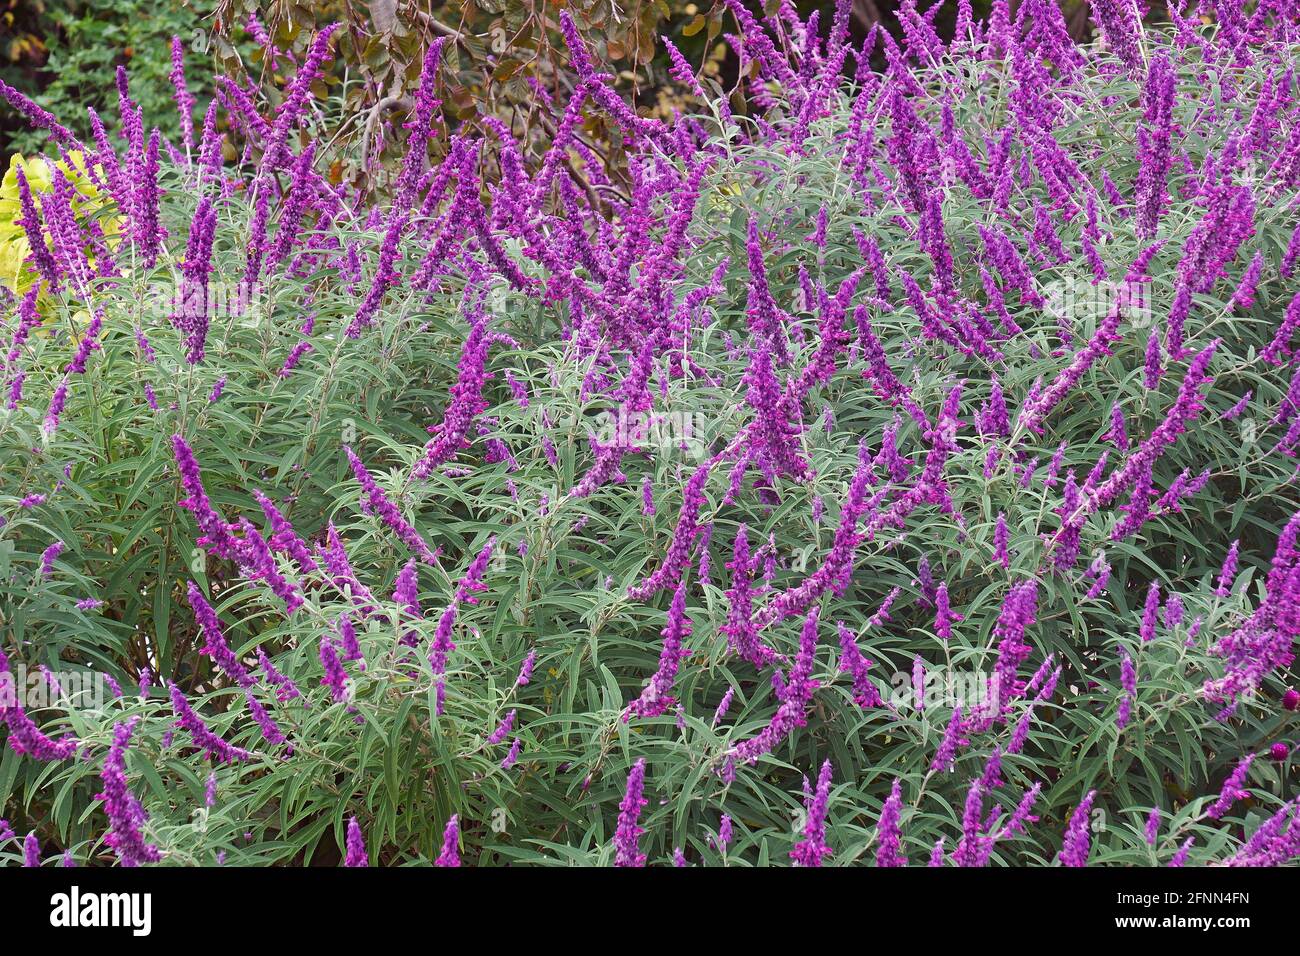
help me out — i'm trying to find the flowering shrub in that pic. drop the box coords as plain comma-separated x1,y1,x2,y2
1,0,1300,867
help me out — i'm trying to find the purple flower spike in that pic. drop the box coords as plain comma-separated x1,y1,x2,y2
346,445,439,564
168,683,252,764
625,582,692,720
791,760,834,867
436,814,461,866
875,779,907,868
614,759,648,867
1059,791,1098,867
1207,754,1255,820
344,816,367,867
97,717,162,867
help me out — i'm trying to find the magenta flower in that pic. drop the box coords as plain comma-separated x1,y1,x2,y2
428,603,457,679
172,435,240,559
716,813,733,856
629,458,717,601
934,582,963,639
168,683,251,764
39,540,63,578
1232,252,1264,310
951,778,995,867
1262,293,1300,365
13,166,59,288
1143,330,1162,390
1059,790,1097,867
991,581,1040,708
875,778,907,867
455,539,494,604
319,640,350,705
258,648,302,703
1140,582,1160,643
614,759,648,867
515,649,537,688
487,709,517,746
252,490,319,575
344,816,367,867
1134,53,1176,236
994,513,1010,569
790,760,834,867
722,525,774,666
1169,837,1194,867
1215,540,1240,596
931,705,966,773
727,607,822,770
741,217,791,361
436,814,461,866
346,445,438,564
1144,808,1160,846
1117,649,1137,730
757,446,880,626
245,692,287,749
1207,754,1255,819
0,77,75,144
0,647,79,761
626,582,693,720
316,524,376,610
412,316,495,479
346,212,410,338
187,582,255,687
97,717,162,867
837,620,882,709
501,737,523,770
1018,307,1123,434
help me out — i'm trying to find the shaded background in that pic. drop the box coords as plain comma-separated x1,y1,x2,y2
0,1,1170,191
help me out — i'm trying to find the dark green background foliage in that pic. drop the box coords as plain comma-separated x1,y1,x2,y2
1,0,217,154
5,3,1115,173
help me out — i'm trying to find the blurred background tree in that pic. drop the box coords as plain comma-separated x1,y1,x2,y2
1,0,218,153
2,1,1168,183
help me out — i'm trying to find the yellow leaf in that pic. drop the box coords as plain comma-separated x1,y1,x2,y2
0,234,35,295
0,152,123,293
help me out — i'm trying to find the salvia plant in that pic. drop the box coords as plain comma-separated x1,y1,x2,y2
1,0,1300,868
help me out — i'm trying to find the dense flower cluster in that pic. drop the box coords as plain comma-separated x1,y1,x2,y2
2,0,1299,869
